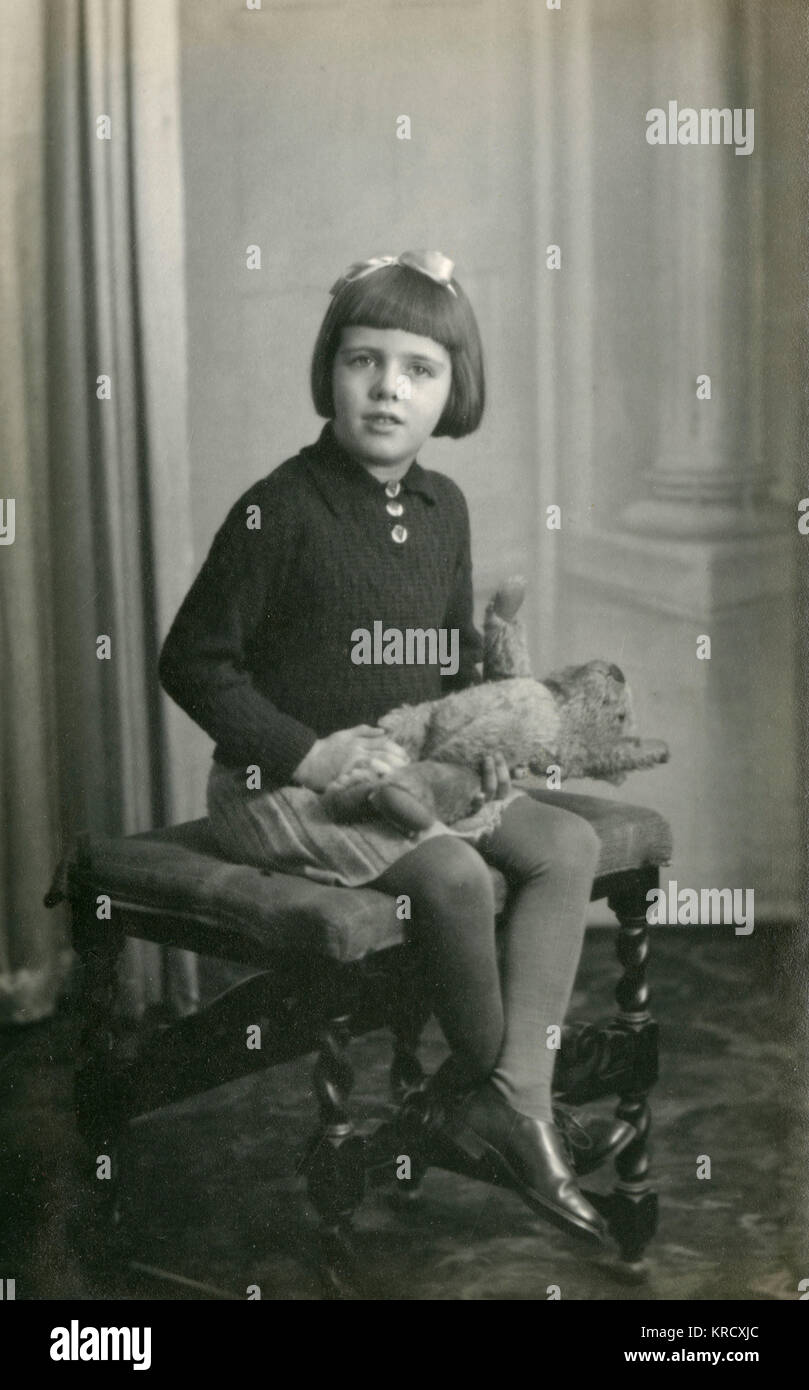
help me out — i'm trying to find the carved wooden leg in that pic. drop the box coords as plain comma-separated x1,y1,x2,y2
388,1139,429,1208
606,870,659,1275
129,968,301,1113
301,1016,366,1298
71,902,131,1267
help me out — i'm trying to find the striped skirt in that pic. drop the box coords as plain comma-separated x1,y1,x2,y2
206,760,525,888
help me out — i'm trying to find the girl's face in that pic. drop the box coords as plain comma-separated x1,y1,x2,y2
331,325,452,470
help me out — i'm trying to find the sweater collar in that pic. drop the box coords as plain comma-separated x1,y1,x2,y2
299,421,438,515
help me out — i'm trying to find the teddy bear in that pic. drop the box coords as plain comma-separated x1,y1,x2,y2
322,577,669,834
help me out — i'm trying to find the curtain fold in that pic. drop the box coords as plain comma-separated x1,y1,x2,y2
0,0,201,1023
0,0,67,1023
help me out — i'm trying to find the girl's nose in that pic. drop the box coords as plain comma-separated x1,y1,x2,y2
371,363,400,399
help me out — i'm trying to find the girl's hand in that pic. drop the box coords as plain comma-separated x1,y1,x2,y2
470,751,512,810
292,725,409,793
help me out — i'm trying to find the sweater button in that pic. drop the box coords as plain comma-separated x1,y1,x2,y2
386,500,404,516
385,480,402,498
391,524,408,543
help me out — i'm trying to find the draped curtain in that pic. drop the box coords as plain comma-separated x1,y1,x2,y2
1,0,201,1023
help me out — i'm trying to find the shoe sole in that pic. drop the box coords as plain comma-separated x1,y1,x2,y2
445,1119,607,1246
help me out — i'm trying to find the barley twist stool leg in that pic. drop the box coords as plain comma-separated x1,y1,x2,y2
302,1016,366,1298
606,870,660,1276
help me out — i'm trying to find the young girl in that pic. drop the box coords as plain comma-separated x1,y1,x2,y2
159,250,631,1245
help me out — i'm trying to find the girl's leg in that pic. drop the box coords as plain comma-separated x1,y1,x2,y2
374,808,607,1245
477,795,601,1123
371,836,503,1087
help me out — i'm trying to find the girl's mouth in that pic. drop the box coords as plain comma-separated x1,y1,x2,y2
364,413,403,429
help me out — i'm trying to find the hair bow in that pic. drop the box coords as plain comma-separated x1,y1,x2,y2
329,250,457,297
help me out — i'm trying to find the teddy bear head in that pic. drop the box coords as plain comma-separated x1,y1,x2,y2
539,659,669,785
542,659,636,746
482,579,668,784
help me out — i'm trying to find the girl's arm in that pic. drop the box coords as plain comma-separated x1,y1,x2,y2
158,486,318,785
441,492,484,693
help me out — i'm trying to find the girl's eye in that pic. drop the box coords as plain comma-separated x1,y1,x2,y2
346,355,433,376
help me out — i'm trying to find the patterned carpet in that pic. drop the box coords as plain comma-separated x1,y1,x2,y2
1,924,807,1301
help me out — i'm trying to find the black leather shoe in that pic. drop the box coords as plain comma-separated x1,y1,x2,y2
553,1104,636,1177
443,1082,607,1244
399,1057,480,1146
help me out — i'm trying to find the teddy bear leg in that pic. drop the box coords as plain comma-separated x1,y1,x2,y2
566,738,670,783
369,780,438,834
371,762,483,834
321,774,379,823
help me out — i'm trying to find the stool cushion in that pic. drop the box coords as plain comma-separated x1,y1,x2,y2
523,787,673,878
49,793,671,966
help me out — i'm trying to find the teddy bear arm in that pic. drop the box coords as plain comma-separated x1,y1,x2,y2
561,737,670,781
483,611,533,681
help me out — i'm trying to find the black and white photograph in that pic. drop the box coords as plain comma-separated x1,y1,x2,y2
1,0,807,1332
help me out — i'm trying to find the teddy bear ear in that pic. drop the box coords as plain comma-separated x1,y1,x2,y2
608,664,625,684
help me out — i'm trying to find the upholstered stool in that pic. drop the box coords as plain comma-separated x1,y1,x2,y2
46,787,672,1294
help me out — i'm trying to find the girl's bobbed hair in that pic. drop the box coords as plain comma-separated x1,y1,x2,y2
310,263,485,438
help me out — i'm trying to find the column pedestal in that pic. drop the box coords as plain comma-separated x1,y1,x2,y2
561,523,799,920
565,520,794,619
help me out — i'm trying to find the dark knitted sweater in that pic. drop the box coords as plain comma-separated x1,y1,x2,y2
158,422,483,787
